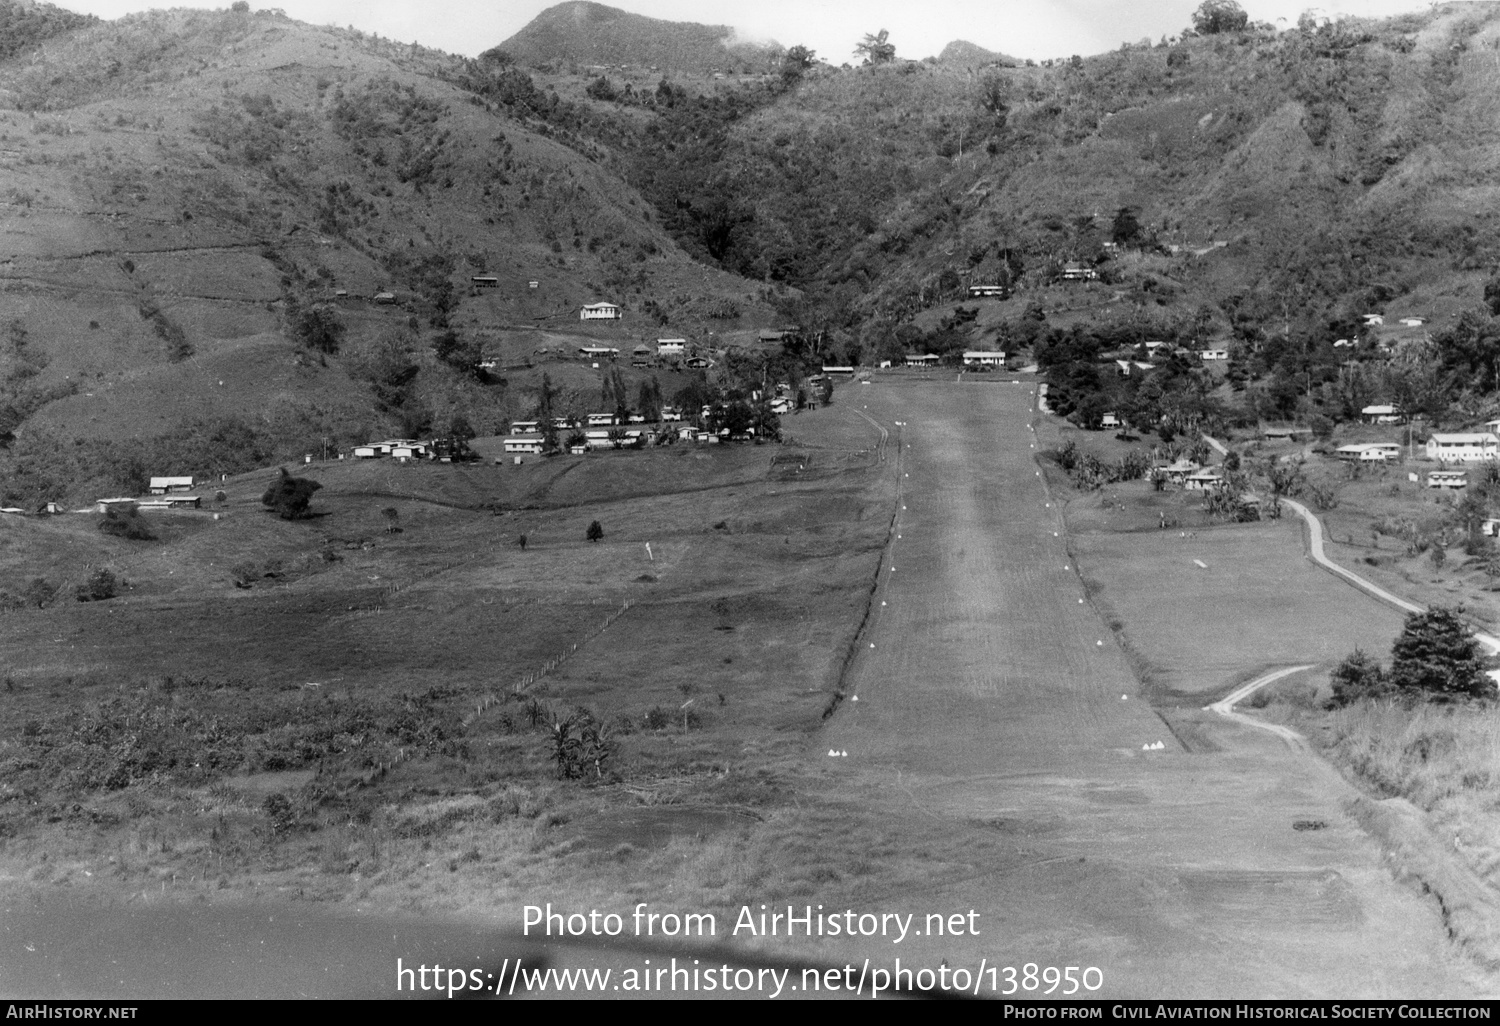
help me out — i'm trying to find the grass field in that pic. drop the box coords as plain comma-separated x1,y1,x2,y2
1070,518,1407,700
0,399,895,920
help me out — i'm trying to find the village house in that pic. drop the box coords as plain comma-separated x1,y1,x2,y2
577,345,619,361
1184,469,1225,491
510,421,539,435
1363,314,1384,326
660,406,682,422
1198,349,1229,361
962,351,1006,368
631,345,654,367
686,356,713,369
579,302,621,321
1337,443,1400,462
1362,404,1403,424
94,497,138,513
584,429,615,450
587,413,617,427
138,495,202,510
1261,426,1313,441
656,339,686,358
149,476,194,494
1155,459,1199,485
1115,360,1155,377
1400,317,1424,328
821,365,855,376
1061,263,1099,281
391,443,428,460
770,397,792,415
967,284,1007,298
1101,412,1121,428
1483,518,1500,538
1426,433,1499,462
503,435,544,455
1428,469,1468,489
904,353,940,367
471,275,498,288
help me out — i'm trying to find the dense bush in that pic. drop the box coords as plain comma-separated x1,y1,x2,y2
98,506,154,541
1329,648,1389,706
261,468,321,520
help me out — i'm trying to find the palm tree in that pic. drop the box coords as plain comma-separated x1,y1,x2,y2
855,29,896,65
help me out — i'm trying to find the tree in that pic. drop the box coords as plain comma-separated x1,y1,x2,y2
261,467,321,520
1329,649,1389,706
98,504,154,540
1388,607,1495,702
536,372,560,453
291,303,344,354
586,520,603,543
1190,0,1248,34
447,414,475,441
855,29,896,65
978,72,1009,125
779,45,816,88
1111,207,1143,247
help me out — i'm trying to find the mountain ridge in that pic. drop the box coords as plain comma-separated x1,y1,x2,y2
490,1,782,74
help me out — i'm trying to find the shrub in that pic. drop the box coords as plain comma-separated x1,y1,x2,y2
76,568,118,602
1329,649,1389,706
586,520,603,543
98,505,154,540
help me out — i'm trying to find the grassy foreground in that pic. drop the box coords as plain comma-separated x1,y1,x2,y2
0,403,899,923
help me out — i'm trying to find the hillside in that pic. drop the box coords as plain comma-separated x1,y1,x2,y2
488,1,781,75
594,3,1500,364
0,6,778,505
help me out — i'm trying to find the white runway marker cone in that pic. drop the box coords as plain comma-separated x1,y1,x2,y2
841,750,848,757
851,696,859,702
829,749,839,757
1097,640,1104,646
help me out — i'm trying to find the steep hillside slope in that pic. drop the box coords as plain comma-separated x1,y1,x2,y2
603,3,1500,358
489,1,780,75
0,6,775,504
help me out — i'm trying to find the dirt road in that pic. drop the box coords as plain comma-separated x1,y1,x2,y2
819,381,1484,997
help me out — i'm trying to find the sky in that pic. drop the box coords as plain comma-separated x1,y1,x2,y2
53,0,1435,62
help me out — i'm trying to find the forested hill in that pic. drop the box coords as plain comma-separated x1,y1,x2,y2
488,1,781,75
529,1,1500,368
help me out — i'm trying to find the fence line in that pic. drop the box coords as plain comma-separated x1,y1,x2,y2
462,598,635,728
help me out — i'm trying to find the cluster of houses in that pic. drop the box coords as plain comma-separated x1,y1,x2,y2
87,477,203,515
890,351,1007,369
481,339,716,371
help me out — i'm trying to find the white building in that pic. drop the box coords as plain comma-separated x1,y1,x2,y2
1362,405,1402,424
587,413,616,427
1198,349,1229,361
580,302,621,321
1426,433,1499,463
656,339,686,358
577,346,619,361
962,351,1006,367
503,435,544,454
1336,443,1399,462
